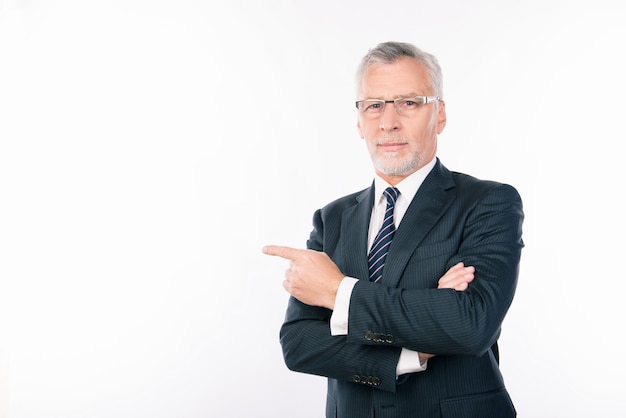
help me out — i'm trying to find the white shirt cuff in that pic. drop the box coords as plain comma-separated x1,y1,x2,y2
397,348,428,376
329,276,358,336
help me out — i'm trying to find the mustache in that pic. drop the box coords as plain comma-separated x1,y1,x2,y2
376,134,409,145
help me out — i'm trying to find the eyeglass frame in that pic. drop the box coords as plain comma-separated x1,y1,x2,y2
355,96,441,116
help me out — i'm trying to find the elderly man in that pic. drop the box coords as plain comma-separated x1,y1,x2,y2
264,41,523,418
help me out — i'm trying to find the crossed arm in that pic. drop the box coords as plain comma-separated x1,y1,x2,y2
262,246,475,364
262,245,474,308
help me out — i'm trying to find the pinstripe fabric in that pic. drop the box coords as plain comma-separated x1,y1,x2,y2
368,187,400,282
280,159,523,418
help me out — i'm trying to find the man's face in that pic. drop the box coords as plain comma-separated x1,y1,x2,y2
357,57,447,185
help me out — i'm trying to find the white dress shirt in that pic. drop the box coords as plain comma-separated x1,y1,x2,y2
330,157,437,376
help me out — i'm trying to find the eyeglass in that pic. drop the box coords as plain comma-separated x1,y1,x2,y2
355,96,440,118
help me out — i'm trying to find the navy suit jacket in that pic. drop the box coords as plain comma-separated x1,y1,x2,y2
280,159,524,418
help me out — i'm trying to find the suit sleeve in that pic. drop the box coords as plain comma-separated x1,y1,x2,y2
279,208,403,393
347,183,524,355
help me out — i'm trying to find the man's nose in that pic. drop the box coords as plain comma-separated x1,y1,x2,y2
380,103,401,131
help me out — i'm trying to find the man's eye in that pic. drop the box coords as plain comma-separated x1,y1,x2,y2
400,100,421,108
365,102,382,111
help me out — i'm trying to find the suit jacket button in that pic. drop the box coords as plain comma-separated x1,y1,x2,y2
364,331,374,341
352,375,361,383
385,334,394,344
373,377,381,386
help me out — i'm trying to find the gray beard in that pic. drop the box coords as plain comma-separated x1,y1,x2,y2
371,151,421,177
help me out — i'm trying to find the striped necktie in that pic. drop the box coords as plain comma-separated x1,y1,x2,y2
368,187,400,283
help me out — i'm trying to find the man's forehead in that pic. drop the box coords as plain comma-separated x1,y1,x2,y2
358,59,431,97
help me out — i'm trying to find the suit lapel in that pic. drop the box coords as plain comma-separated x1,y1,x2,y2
382,161,456,288
339,185,374,281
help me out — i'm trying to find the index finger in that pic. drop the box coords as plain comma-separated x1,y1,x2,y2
262,245,301,260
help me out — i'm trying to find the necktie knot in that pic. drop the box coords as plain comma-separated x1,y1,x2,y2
383,187,400,207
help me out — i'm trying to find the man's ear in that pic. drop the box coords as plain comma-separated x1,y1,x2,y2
357,119,364,139
436,100,447,134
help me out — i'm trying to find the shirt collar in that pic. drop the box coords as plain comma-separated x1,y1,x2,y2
373,157,437,205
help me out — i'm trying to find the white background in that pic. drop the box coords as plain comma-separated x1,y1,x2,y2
1,1,625,417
